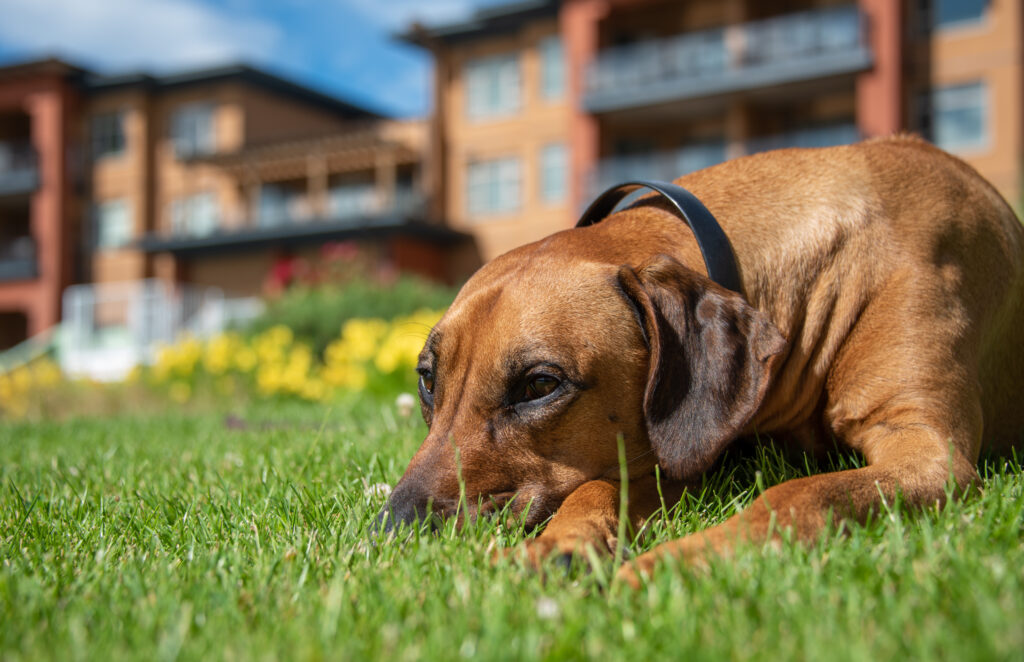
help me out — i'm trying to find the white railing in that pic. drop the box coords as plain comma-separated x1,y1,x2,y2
59,279,264,381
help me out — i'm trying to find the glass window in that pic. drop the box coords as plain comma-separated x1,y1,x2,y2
467,157,521,217
677,139,727,175
95,199,132,249
329,184,377,218
170,103,216,158
540,36,565,101
259,185,312,227
930,81,988,152
540,143,568,204
171,192,218,237
934,0,988,28
465,54,521,120
91,111,126,160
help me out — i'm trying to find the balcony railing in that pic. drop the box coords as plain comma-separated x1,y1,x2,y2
588,124,859,198
0,141,39,196
585,6,871,113
165,187,427,242
0,236,37,282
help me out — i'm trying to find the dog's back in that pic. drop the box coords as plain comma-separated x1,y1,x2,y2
667,136,1024,450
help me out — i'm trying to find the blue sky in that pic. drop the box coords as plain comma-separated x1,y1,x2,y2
0,0,506,118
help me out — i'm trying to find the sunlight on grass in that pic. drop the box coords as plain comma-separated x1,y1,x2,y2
1,403,1022,661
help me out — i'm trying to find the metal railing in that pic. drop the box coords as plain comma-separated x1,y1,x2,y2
174,188,427,238
588,124,860,199
0,236,37,281
585,6,870,112
0,140,39,196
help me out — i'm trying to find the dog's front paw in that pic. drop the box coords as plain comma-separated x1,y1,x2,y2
615,555,655,589
494,535,612,571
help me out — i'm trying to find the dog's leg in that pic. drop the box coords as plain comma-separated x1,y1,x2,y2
617,390,984,587
511,475,685,567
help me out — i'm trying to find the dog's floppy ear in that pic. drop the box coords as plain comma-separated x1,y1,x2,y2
617,255,785,482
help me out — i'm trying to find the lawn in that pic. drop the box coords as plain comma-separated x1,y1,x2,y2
2,398,1022,661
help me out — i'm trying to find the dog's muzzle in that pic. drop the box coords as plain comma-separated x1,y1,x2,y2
373,479,438,535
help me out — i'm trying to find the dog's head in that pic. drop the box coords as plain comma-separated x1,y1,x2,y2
378,236,785,531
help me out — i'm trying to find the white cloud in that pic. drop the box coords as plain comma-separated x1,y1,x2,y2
0,0,281,72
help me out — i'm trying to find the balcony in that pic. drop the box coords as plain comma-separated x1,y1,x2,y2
139,188,446,255
0,237,37,282
584,6,872,114
0,141,39,197
589,123,859,198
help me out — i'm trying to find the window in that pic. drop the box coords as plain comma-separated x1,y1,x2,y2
539,143,568,204
927,81,988,152
171,193,218,237
540,36,565,101
95,199,132,249
933,0,988,28
170,103,215,158
329,184,377,218
91,111,126,159
465,54,521,120
467,157,521,217
677,139,727,175
260,185,311,227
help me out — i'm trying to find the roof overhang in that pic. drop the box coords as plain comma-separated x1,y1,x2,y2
398,0,559,48
138,217,470,258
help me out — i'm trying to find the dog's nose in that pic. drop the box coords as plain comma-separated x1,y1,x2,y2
374,479,437,535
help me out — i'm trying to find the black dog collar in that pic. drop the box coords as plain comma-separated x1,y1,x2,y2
576,180,743,294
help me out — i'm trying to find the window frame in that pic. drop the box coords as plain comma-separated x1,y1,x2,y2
539,35,566,102
931,0,989,30
465,53,522,121
466,156,522,219
171,192,219,237
925,80,990,154
91,110,127,161
170,102,217,159
94,198,132,250
539,143,568,204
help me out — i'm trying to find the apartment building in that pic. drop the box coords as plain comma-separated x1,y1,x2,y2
405,1,571,260
405,0,1023,261
0,59,83,350
0,58,472,350
85,64,470,294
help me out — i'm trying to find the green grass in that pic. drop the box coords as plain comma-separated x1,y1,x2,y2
2,400,1023,661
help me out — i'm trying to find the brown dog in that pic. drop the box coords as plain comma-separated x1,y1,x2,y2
379,136,1024,585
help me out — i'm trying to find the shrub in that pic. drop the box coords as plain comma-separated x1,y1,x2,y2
246,275,458,357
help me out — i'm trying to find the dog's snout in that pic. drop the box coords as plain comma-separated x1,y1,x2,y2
374,479,437,535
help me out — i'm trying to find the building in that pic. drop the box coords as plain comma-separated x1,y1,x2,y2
84,63,472,295
0,59,84,350
0,58,473,351
404,0,1023,262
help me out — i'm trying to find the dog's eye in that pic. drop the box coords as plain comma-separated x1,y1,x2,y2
418,370,435,395
523,374,559,401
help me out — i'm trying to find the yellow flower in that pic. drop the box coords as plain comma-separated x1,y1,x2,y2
234,347,257,372
30,359,62,388
374,316,436,375
337,318,389,363
299,378,329,402
320,362,367,390
203,333,241,375
11,366,32,391
256,363,284,396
